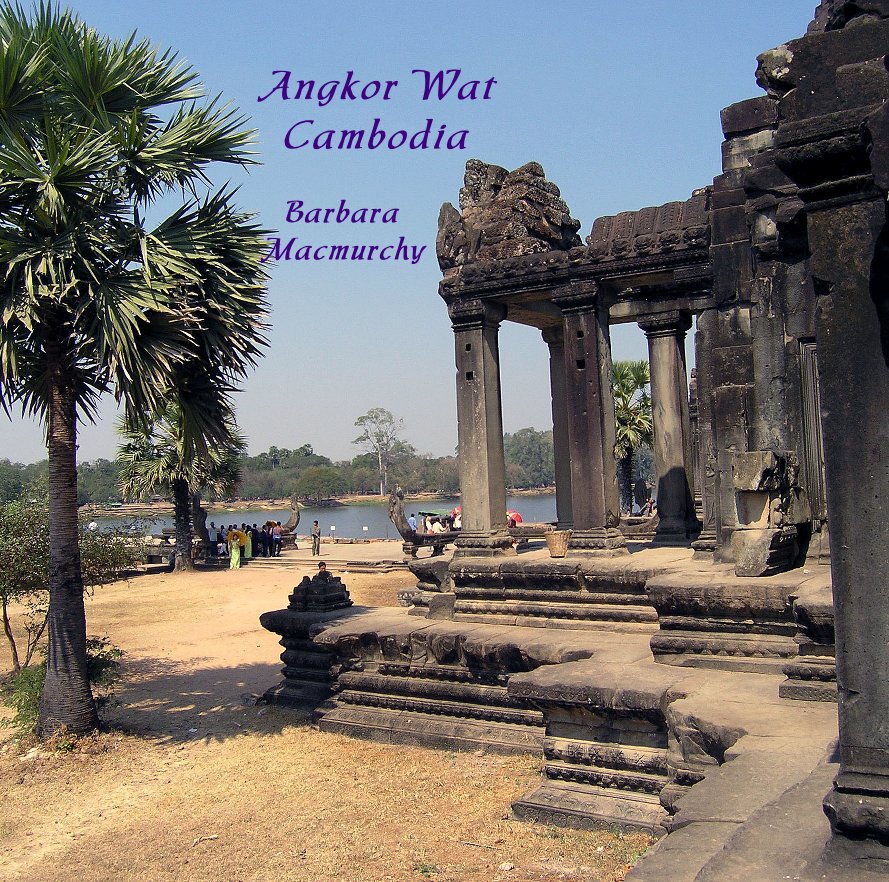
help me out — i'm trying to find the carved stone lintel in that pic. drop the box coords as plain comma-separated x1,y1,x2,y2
638,310,694,338
448,298,507,331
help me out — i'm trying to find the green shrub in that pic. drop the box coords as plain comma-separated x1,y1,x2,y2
1,664,45,735
1,636,125,739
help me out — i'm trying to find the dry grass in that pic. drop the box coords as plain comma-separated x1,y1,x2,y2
0,556,652,882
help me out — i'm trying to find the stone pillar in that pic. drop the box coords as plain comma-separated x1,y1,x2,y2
807,198,889,840
762,13,889,840
639,311,698,545
449,299,513,557
542,326,573,528
553,283,626,555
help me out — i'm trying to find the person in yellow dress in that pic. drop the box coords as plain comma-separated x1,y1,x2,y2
227,526,247,569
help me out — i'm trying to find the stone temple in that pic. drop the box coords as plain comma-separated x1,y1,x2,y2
263,3,889,877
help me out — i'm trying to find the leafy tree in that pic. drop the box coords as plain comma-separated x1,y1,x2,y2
117,403,245,570
0,482,141,673
504,428,554,487
0,6,269,736
293,466,347,504
353,408,406,496
0,458,45,502
77,458,121,505
612,360,653,514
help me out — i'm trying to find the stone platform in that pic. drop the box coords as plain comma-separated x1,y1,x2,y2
261,546,844,866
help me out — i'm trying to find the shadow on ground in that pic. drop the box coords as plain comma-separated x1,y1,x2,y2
103,655,306,744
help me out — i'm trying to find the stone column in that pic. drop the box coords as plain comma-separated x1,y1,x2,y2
542,326,573,528
449,299,513,558
639,311,698,545
553,283,626,555
807,197,889,840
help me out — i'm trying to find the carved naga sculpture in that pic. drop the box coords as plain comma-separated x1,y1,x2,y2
436,159,582,275
282,496,301,534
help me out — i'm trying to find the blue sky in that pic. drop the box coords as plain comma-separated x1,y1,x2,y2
1,1,817,464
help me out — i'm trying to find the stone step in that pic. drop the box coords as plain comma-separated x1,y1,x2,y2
544,736,669,776
335,688,545,727
454,599,659,624
657,616,797,637
317,704,545,754
455,587,651,606
512,779,669,834
454,611,659,633
651,630,797,673
545,759,669,796
780,656,838,702
336,669,524,709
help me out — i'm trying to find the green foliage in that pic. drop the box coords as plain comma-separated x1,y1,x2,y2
0,481,142,671
612,360,654,512
0,3,270,440
612,360,653,458
1,664,44,736
117,402,245,502
504,428,554,487
85,636,124,688
1,636,124,738
0,459,47,502
77,459,122,505
293,466,348,503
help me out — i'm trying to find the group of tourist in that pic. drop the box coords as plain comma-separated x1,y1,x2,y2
208,521,285,568
408,511,461,534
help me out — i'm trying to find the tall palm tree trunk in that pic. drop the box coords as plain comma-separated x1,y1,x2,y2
38,356,98,737
618,449,635,515
172,478,195,571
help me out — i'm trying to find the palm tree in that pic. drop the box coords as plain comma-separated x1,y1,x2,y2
117,403,245,571
0,6,269,735
612,360,653,515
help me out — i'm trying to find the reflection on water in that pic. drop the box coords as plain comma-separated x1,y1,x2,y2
96,494,557,539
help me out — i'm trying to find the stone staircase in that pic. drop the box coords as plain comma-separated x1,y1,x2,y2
449,556,664,632
509,661,716,834
647,567,810,673
312,613,610,753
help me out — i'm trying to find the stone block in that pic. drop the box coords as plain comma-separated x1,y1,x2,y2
721,129,776,172
710,242,754,306
711,346,754,385
731,527,797,577
731,450,780,491
735,491,770,527
720,96,778,137
709,205,749,245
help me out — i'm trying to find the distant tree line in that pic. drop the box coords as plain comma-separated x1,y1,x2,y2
0,426,563,505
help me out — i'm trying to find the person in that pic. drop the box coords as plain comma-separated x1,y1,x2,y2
311,520,321,556
272,521,283,556
259,524,270,557
250,524,261,557
317,560,329,579
408,512,417,531
227,525,246,569
430,517,445,534
242,522,252,560
453,511,462,529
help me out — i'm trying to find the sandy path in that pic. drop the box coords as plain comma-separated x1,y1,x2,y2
0,555,650,882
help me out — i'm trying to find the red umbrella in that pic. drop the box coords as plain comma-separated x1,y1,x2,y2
507,510,523,523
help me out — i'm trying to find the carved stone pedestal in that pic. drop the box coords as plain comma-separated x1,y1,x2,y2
260,571,355,707
567,527,628,557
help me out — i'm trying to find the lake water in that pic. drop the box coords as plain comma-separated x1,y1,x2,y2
97,494,557,539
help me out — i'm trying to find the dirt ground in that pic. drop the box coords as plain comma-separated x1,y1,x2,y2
0,552,652,882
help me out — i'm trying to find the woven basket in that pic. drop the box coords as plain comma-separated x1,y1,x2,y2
545,529,572,558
